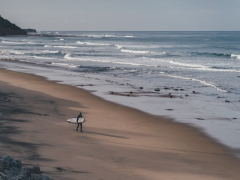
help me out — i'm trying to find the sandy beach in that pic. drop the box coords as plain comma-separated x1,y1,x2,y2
0,68,240,180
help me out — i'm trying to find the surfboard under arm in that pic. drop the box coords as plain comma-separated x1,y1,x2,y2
67,117,85,124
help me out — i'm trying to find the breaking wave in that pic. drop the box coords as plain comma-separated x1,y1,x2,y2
190,52,231,58
48,62,77,68
76,41,111,46
115,45,154,54
120,49,152,54
9,50,25,55
113,61,155,67
44,45,52,47
84,34,134,38
54,45,77,49
43,50,60,54
169,61,207,68
2,41,23,45
169,60,240,73
231,54,240,60
64,53,111,63
164,74,227,92
33,56,54,60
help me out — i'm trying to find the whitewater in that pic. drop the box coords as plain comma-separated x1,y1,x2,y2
0,31,240,156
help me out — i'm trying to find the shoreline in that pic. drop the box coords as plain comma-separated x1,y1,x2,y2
0,68,240,179
1,58,240,150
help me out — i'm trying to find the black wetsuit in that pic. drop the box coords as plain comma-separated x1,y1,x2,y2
76,114,83,132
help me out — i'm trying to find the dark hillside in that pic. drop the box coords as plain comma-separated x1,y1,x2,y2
0,15,27,35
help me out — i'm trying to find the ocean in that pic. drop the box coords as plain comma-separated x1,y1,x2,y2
0,31,240,153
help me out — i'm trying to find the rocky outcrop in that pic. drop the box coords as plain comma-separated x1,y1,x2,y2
0,156,52,180
23,29,37,33
0,15,27,36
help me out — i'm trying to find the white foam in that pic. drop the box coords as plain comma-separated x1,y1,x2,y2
86,35,104,38
44,45,52,47
19,60,31,62
43,50,59,54
54,45,77,49
103,35,116,38
121,49,152,54
27,42,38,44
115,45,123,49
64,53,76,60
164,74,227,92
171,66,240,73
105,34,134,38
169,61,240,73
158,51,167,55
113,61,155,67
2,41,23,45
169,60,207,68
76,41,111,46
231,54,240,60
84,34,134,38
33,56,54,60
60,39,64,41
49,62,77,68
124,35,134,38
10,51,25,55
64,53,111,63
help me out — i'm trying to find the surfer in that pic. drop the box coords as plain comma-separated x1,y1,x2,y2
76,112,83,132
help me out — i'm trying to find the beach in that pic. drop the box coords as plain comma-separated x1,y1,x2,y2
1,31,240,150
0,68,240,180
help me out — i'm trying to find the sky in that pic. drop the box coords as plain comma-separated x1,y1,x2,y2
0,0,240,31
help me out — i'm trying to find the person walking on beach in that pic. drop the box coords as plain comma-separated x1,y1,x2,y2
76,112,83,132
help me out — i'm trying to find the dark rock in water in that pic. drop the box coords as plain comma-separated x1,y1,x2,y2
0,156,52,180
23,28,37,33
185,94,189,97
56,167,64,172
174,89,179,91
192,91,196,94
225,100,230,103
130,91,133,94
196,118,204,120
109,91,115,94
139,87,143,89
154,88,160,91
180,89,184,91
0,15,27,35
233,118,237,120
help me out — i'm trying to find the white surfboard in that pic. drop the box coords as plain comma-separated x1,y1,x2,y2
67,117,85,124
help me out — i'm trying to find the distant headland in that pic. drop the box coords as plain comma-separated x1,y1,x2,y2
23,28,37,33
0,15,27,35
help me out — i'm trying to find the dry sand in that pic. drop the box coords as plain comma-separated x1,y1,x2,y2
0,68,240,180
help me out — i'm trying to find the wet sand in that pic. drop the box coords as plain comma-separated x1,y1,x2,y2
0,68,240,180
